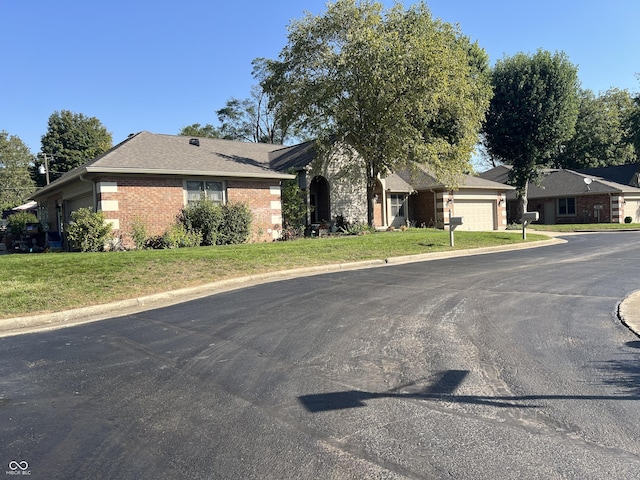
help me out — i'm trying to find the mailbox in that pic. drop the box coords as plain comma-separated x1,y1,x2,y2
521,211,539,240
447,215,464,247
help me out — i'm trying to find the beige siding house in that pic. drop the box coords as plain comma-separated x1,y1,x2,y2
271,141,514,231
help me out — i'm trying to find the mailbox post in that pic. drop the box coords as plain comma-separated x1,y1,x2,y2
448,211,464,247
521,211,539,240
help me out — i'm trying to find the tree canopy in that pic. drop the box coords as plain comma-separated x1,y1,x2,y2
180,72,294,145
179,123,223,139
553,88,636,169
40,110,112,182
260,0,492,224
482,49,580,215
630,89,640,158
0,131,36,211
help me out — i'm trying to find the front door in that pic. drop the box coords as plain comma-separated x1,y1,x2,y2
389,194,406,227
544,201,556,224
309,176,330,224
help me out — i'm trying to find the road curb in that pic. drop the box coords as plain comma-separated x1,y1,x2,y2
0,259,385,338
618,290,640,338
0,235,573,338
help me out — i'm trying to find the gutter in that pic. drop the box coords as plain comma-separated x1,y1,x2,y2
79,172,97,211
85,167,295,180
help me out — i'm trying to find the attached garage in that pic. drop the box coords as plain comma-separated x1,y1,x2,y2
624,197,640,223
453,197,497,231
381,169,513,231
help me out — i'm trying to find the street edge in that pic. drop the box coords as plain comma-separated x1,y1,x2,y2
1,236,566,337
618,290,640,338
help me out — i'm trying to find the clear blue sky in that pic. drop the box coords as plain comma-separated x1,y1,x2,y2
1,0,638,154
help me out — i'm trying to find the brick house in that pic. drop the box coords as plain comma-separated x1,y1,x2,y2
31,132,295,248
380,167,514,230
480,165,640,224
271,141,513,231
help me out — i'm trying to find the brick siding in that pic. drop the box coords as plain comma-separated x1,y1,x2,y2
96,176,283,247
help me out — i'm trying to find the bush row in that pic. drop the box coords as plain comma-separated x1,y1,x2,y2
51,200,253,252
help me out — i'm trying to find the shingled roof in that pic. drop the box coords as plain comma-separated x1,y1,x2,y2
388,165,514,192
578,163,640,187
83,131,291,177
479,165,640,199
525,169,640,199
32,132,294,199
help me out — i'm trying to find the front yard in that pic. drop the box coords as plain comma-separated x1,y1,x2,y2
0,229,547,318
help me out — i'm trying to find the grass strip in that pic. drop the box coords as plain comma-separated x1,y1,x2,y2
1,229,547,318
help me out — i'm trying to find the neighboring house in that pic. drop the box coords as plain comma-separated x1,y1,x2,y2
578,163,640,188
31,132,295,248
479,165,640,224
271,142,514,231
379,167,514,231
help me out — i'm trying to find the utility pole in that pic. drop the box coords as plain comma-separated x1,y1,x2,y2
38,153,51,185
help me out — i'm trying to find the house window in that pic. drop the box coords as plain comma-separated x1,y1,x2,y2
558,197,576,216
186,181,224,204
390,194,406,217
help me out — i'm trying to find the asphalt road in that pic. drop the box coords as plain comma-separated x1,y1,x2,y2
2,232,640,479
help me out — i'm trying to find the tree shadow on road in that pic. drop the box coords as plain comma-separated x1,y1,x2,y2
592,343,640,397
299,367,640,413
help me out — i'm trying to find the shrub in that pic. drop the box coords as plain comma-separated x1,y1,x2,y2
278,226,305,241
163,223,203,248
7,211,38,235
144,224,203,249
177,200,252,246
144,234,167,250
218,203,252,245
341,221,375,235
66,208,113,252
130,216,149,249
177,200,223,246
281,172,307,232
624,216,632,224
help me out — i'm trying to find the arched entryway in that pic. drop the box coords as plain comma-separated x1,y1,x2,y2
309,176,330,224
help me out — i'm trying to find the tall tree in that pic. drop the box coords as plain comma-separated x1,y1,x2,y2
630,89,640,158
260,0,492,225
0,131,36,211
216,85,292,144
178,123,222,138
180,61,295,144
40,110,112,182
483,50,580,217
553,88,636,169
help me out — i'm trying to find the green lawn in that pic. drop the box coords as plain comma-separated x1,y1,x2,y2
0,229,548,319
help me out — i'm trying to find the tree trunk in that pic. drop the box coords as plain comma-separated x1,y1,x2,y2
366,160,378,227
366,180,375,227
517,182,529,221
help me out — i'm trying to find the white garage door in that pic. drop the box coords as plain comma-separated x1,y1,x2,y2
624,198,640,223
453,200,496,231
